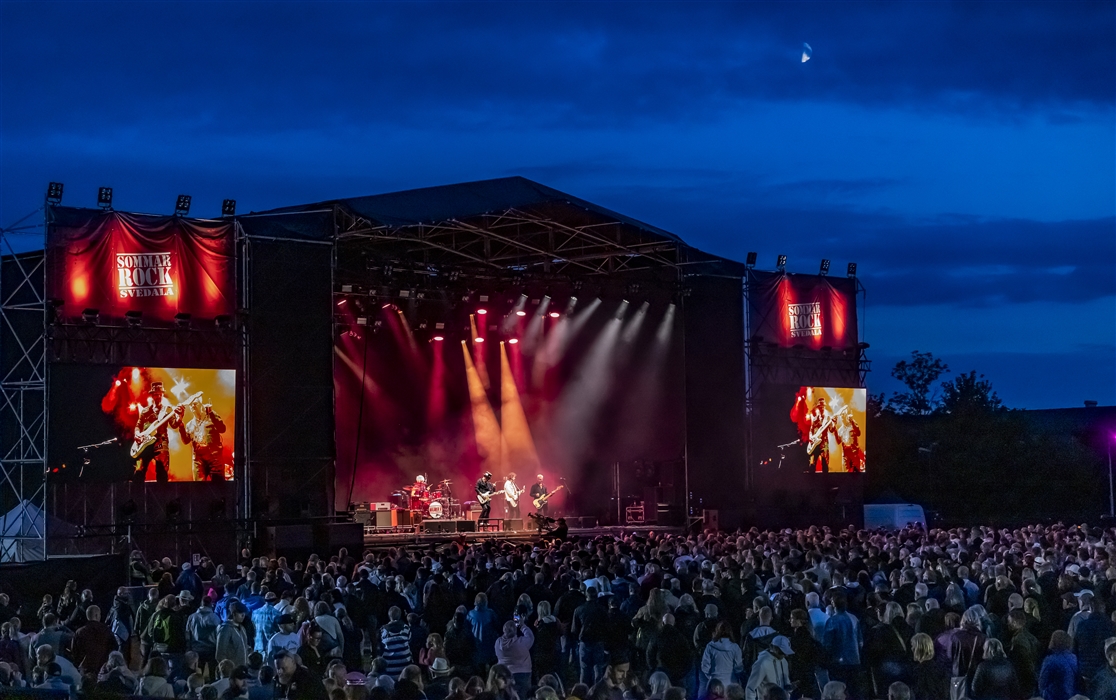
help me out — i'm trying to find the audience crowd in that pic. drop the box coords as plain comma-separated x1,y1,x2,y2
1,522,1115,700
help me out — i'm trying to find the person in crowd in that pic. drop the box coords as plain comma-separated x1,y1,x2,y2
494,618,534,700
69,604,115,678
138,655,176,697
274,650,328,700
1039,630,1079,700
217,603,251,667
970,638,1019,700
744,634,793,700
380,606,412,677
96,650,137,694
700,621,743,695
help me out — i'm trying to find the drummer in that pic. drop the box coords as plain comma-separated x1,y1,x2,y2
412,474,428,497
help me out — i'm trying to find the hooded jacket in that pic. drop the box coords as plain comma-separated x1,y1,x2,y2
495,626,534,674
700,638,744,692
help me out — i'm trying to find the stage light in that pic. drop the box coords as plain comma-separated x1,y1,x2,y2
383,264,394,277
448,270,460,282
97,187,113,210
46,182,64,204
125,310,143,327
399,290,411,298
549,311,560,318
508,338,519,345
215,314,232,330
175,194,192,216
746,251,757,269
820,259,830,276
474,337,485,343
336,299,347,306
355,317,368,326
115,380,121,386
847,262,857,278
776,254,787,270
82,308,100,324
477,308,488,315
432,335,445,342
516,310,527,317
221,199,236,217
174,313,191,328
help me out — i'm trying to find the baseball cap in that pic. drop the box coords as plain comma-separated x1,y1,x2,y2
231,666,251,680
771,636,794,655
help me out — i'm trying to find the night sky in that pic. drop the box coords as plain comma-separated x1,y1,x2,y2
2,2,1112,409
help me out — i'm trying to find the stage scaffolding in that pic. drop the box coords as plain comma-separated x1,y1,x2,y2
741,270,871,493
0,208,47,562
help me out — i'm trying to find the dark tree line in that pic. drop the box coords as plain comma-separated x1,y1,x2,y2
865,351,1106,524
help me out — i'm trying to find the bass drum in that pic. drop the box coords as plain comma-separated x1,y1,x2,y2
427,500,444,519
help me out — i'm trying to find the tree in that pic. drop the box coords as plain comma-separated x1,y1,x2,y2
938,370,1004,415
887,351,949,415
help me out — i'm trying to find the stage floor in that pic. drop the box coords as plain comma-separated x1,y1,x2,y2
362,524,681,548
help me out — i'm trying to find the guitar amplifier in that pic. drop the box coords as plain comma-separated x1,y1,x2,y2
466,503,482,521
375,509,412,527
373,502,392,511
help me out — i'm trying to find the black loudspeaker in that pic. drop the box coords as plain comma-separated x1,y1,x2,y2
423,520,457,534
272,524,313,548
503,518,524,532
326,523,364,553
456,520,476,533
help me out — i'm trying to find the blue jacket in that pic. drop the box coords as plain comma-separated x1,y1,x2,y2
1038,650,1077,700
467,605,498,663
823,611,861,667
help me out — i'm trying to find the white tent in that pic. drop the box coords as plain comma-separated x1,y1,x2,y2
0,500,52,562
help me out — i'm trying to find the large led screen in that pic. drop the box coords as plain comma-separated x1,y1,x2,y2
49,365,236,482
755,385,866,475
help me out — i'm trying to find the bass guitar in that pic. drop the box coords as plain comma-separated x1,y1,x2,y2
130,391,204,458
533,484,565,510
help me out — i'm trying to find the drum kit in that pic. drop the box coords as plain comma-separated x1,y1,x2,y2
391,477,458,519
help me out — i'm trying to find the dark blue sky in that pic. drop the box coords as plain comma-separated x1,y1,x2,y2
2,1,1113,408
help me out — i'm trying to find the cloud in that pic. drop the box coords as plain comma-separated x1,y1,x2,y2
1,1,1111,143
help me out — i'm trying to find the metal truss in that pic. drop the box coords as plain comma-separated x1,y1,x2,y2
0,209,47,561
335,205,684,277
48,323,239,366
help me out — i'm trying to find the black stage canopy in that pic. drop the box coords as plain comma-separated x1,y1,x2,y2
253,176,744,279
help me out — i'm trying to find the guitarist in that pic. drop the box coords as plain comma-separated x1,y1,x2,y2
503,472,524,522
806,397,833,473
475,471,496,525
132,382,180,483
529,474,549,516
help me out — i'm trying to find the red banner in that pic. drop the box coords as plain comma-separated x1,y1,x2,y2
47,208,234,323
747,271,858,350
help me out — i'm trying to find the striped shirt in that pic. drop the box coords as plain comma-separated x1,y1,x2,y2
380,622,412,676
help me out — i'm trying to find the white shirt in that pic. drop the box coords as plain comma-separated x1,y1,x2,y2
504,479,519,503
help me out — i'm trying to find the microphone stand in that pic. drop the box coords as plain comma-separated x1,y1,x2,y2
75,438,118,478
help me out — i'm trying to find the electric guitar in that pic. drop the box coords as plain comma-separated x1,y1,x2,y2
807,406,848,455
533,484,565,509
476,490,505,505
506,484,527,508
130,391,204,458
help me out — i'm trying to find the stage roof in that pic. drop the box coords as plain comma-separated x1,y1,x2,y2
249,176,744,278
